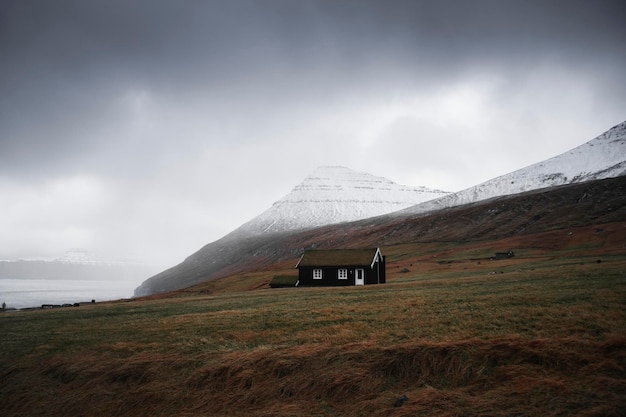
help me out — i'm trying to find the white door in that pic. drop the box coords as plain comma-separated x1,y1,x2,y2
355,269,365,286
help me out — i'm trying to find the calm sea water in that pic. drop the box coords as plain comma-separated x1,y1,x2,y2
0,279,142,309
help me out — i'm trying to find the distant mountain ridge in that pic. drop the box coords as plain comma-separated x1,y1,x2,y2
0,249,155,282
400,121,626,215
232,166,449,236
53,248,141,266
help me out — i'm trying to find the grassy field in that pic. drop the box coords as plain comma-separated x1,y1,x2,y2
2,233,626,416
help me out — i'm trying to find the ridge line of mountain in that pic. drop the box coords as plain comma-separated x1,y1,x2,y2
134,120,626,296
134,175,626,296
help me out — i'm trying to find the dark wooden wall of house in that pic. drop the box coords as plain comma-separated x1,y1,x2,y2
378,256,386,284
298,266,356,286
298,257,386,287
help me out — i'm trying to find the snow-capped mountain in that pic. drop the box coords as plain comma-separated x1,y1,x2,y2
0,249,155,281
233,166,449,235
135,120,626,297
134,167,448,296
401,121,626,215
53,249,110,265
52,248,142,266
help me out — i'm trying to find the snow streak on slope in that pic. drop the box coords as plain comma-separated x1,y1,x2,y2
234,166,449,235
402,121,626,215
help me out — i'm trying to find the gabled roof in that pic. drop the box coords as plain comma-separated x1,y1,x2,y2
296,248,382,269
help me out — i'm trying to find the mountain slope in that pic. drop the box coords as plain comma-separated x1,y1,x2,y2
135,121,626,296
401,121,626,215
135,167,447,295
135,175,626,296
233,166,449,236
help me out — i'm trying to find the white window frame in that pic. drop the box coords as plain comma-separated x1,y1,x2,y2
313,269,323,280
338,268,348,280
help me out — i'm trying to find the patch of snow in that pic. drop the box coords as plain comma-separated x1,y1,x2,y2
54,249,107,265
233,166,450,235
401,121,626,214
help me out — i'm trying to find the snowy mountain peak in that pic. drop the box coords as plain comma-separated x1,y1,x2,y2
529,121,626,180
597,121,626,143
233,166,449,235
286,165,444,200
402,120,626,215
54,249,104,265
52,249,141,266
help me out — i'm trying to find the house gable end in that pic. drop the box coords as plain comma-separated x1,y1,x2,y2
370,248,383,268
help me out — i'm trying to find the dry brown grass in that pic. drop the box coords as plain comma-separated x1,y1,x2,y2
3,335,624,416
2,227,625,416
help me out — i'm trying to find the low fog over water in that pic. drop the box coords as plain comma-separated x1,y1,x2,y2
0,279,141,309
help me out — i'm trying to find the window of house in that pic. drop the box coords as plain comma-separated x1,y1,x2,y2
313,269,322,279
338,269,347,280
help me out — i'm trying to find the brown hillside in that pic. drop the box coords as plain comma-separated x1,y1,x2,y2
138,176,626,295
3,177,626,416
2,255,625,416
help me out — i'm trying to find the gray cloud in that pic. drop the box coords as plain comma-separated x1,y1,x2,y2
1,0,625,266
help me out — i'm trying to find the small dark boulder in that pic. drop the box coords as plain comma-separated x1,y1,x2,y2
394,395,408,407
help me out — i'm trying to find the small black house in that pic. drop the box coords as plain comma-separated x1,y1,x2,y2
493,250,515,260
296,247,386,286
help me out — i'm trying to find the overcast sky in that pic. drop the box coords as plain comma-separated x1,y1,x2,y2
1,0,625,271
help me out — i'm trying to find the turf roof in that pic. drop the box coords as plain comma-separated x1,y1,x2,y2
296,248,381,268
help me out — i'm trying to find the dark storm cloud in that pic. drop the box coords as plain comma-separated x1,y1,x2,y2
2,0,624,177
3,0,624,91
